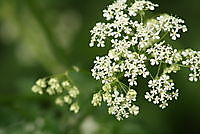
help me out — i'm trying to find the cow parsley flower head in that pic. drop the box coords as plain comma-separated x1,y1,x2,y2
146,41,182,65
157,14,187,40
145,74,179,109
107,89,139,121
92,85,139,120
32,72,80,114
91,92,102,106
89,0,200,120
182,49,200,82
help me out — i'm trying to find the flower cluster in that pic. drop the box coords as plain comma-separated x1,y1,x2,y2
89,0,187,49
182,49,200,82
32,72,80,113
89,0,200,120
146,41,182,65
107,89,139,121
157,15,187,40
91,51,149,86
92,82,139,120
128,0,158,16
145,74,179,109
163,64,181,74
103,0,128,21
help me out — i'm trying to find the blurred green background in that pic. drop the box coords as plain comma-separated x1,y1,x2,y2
0,0,200,134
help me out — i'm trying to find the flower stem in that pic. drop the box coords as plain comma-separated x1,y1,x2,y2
156,63,162,78
158,32,168,42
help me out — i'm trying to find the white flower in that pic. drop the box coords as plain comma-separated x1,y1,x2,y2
46,87,56,95
145,74,179,108
69,86,79,98
89,22,110,47
126,89,137,101
64,95,72,104
128,0,158,16
170,29,180,40
102,83,112,92
163,64,181,74
129,105,139,115
32,85,43,94
91,92,102,106
32,75,80,114
48,78,62,93
55,97,64,106
103,92,112,105
157,14,187,40
89,0,190,120
147,41,182,65
105,89,139,120
36,79,46,88
145,92,153,101
103,0,127,21
182,49,200,82
70,102,80,113
62,80,70,88
91,55,120,83
159,101,168,109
